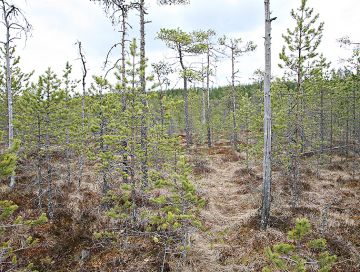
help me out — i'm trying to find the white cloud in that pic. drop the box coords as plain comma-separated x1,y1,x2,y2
9,0,360,86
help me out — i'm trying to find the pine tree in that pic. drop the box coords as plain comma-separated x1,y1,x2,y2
93,39,205,268
152,61,173,130
59,62,79,184
157,28,208,147
304,56,331,176
219,35,256,148
0,198,47,271
263,218,337,272
17,68,64,217
90,0,137,187
338,37,360,175
0,130,48,272
279,0,324,207
87,76,114,196
0,51,32,169
0,0,31,188
198,29,217,148
0,131,18,179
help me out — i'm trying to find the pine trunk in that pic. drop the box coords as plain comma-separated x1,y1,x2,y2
139,0,148,188
121,9,129,183
65,98,71,184
99,85,109,196
45,110,54,219
184,76,191,147
201,64,206,126
231,48,237,147
5,14,15,188
37,116,43,209
179,48,191,147
206,48,212,148
260,0,272,230
78,42,87,187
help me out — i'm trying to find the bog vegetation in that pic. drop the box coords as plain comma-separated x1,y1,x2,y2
0,0,359,271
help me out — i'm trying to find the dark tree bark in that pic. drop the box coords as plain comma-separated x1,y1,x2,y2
77,41,88,188
178,46,192,147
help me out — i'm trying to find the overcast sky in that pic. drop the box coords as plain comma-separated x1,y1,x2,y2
13,0,360,86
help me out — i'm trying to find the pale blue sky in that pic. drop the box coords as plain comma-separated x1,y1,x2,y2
13,0,360,86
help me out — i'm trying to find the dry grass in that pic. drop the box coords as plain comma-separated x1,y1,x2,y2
3,142,360,271
184,144,360,271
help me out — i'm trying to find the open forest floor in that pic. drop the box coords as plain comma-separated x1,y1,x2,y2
2,141,360,271
184,142,360,271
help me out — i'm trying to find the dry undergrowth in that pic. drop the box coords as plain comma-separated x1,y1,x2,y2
2,142,359,271
186,142,360,272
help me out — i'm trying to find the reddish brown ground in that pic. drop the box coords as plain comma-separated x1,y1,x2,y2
2,141,359,271
183,142,359,271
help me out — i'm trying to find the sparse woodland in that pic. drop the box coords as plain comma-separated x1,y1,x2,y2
0,0,359,271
